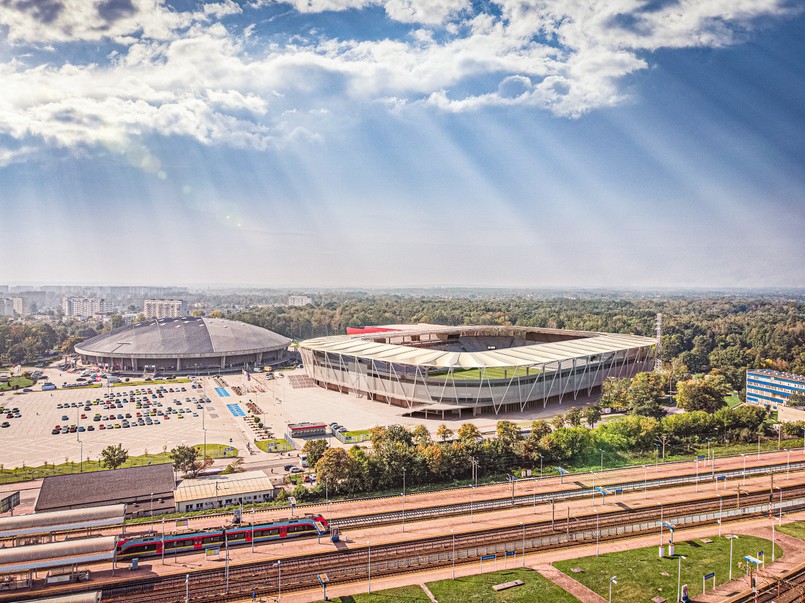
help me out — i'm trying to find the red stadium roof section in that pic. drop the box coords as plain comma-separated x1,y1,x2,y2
345,326,400,335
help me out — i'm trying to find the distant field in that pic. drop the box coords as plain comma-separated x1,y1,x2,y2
429,366,538,381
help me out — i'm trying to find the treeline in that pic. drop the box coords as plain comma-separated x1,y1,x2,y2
295,404,796,500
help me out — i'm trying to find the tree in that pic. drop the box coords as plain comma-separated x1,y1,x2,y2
208,310,224,318
457,423,481,442
496,420,522,449
627,372,666,419
100,443,128,470
412,425,432,447
788,392,805,407
302,439,329,466
170,444,211,477
676,372,731,413
529,420,551,441
190,309,206,317
583,405,602,428
108,314,125,329
551,414,565,429
600,377,629,411
436,424,453,442
565,407,583,427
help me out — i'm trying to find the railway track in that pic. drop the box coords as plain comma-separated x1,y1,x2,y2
11,484,805,603
723,561,805,603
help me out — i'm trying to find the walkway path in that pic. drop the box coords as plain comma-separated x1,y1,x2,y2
535,564,606,603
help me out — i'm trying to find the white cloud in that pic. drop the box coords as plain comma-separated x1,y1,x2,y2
0,0,798,160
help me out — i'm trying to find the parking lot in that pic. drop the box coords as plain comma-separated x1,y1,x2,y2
0,373,250,468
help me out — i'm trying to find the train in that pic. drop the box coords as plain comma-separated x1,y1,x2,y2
115,514,329,559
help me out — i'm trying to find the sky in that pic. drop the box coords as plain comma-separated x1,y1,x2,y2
0,0,803,289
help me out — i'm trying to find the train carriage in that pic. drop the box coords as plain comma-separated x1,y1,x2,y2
116,515,328,559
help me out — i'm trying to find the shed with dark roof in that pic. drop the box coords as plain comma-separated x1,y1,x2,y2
35,464,176,517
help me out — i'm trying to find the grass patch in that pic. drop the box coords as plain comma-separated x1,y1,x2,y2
312,584,431,602
429,367,538,381
427,568,580,603
0,443,237,484
725,395,742,408
554,535,780,603
778,521,805,542
255,439,293,452
0,376,34,391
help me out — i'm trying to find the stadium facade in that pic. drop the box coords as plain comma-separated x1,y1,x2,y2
299,325,656,415
75,317,291,375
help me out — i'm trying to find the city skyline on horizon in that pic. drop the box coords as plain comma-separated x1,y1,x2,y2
1,1,803,289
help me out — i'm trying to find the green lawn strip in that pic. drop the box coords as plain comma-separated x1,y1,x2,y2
0,376,35,391
0,444,237,484
777,521,805,542
429,367,536,381
427,568,581,603
255,439,293,452
725,395,742,408
554,535,780,603
311,584,431,602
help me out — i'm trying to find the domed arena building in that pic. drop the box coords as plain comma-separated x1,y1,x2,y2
299,325,656,416
75,317,291,375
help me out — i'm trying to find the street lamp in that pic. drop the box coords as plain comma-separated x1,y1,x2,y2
78,440,83,473
609,576,617,603
521,522,526,568
741,454,747,485
595,510,600,557
150,492,154,517
600,449,604,473
402,467,406,533
367,541,372,594
717,494,723,537
676,555,686,602
276,559,282,602
658,502,664,559
727,535,739,581
161,518,165,565
451,529,455,580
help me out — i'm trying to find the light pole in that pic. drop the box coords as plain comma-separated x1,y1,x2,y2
402,467,406,533
787,449,791,478
367,541,371,594
600,449,604,473
658,503,664,559
609,576,617,603
251,508,255,553
595,510,600,557
224,532,229,594
451,529,455,579
276,559,282,602
643,465,647,498
758,432,761,459
150,492,153,517
521,522,526,568
695,458,699,493
79,439,83,473
161,518,165,565
676,555,686,602
717,494,723,537
727,535,739,581
742,454,747,485
185,574,189,603
202,409,207,461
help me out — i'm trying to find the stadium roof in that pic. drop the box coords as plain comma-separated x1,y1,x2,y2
75,317,291,358
301,328,656,369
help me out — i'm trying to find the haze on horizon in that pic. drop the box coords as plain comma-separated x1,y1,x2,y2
1,0,803,290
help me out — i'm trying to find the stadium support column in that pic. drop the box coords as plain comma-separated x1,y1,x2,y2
221,356,226,369
176,358,181,371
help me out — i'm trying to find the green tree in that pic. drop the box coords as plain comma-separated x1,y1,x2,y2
108,314,125,329
551,414,565,429
208,310,224,318
100,443,128,470
436,424,453,442
496,420,522,449
787,392,805,407
583,405,602,428
627,372,666,419
457,423,481,442
412,424,432,447
676,372,731,413
170,444,211,477
529,419,551,441
565,407,583,427
600,377,629,411
302,439,329,466
315,447,351,493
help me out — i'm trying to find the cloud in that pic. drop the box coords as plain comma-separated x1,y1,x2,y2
0,0,798,160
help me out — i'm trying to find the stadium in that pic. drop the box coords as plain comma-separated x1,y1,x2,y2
299,325,656,416
75,317,291,375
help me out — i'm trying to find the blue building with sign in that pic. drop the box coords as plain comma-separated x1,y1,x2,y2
746,369,805,409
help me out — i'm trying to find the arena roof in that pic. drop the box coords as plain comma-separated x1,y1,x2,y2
301,327,656,369
75,317,291,359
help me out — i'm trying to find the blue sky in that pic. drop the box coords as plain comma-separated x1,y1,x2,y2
0,0,803,289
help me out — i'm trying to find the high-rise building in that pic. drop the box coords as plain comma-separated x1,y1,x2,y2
144,299,188,319
288,295,312,307
63,297,107,318
0,298,13,317
12,297,27,316
746,369,805,410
